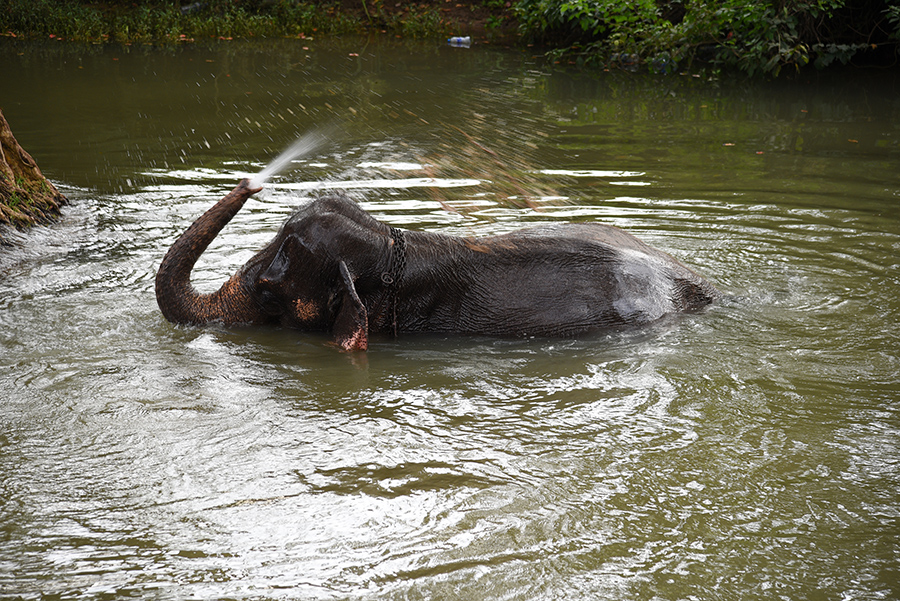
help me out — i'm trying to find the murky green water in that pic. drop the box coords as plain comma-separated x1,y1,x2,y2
1,38,899,600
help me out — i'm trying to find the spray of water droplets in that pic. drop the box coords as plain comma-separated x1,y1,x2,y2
248,129,330,189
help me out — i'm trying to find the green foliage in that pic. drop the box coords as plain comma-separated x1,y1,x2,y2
395,9,451,39
886,1,900,39
0,0,458,42
2,0,895,74
515,0,899,76
0,0,363,42
1,0,106,39
376,4,452,39
6,192,22,210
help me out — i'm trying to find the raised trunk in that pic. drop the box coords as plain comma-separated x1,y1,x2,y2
155,179,261,325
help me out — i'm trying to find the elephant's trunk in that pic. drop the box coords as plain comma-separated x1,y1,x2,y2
155,179,261,325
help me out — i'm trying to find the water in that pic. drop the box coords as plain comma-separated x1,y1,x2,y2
248,128,331,189
1,38,899,600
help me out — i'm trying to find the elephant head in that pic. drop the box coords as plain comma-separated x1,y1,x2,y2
155,180,393,351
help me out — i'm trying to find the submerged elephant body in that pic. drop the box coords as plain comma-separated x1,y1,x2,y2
156,181,719,350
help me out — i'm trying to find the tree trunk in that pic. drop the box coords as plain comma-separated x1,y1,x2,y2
0,109,67,235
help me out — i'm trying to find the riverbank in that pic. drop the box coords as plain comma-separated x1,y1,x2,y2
1,1,897,76
0,0,519,45
0,110,67,235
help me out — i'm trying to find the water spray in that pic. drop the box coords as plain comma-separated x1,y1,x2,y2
248,128,331,189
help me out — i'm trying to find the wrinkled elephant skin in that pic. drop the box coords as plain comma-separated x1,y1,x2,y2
155,180,720,351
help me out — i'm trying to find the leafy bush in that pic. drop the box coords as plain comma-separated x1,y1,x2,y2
515,0,900,76
0,0,361,42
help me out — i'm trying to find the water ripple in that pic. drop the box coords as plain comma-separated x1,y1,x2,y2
3,41,900,601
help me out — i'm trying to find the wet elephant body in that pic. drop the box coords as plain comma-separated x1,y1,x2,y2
156,181,719,351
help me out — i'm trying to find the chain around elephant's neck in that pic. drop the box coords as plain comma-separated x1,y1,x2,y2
381,227,407,337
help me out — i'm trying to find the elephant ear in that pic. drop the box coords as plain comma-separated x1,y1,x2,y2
333,261,368,352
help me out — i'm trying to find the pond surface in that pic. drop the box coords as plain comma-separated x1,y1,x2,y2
1,37,899,600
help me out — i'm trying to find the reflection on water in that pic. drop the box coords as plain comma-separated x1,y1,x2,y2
1,38,899,601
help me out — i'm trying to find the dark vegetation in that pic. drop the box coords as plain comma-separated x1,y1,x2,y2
516,0,900,76
0,0,516,43
1,0,897,76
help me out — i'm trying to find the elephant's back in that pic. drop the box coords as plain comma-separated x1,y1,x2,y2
499,222,672,258
457,222,718,334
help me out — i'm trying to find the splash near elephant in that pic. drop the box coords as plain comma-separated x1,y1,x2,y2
155,180,719,351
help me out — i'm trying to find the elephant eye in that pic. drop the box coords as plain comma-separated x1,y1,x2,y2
257,289,284,316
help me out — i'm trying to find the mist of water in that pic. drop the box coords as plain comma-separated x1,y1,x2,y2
248,129,331,189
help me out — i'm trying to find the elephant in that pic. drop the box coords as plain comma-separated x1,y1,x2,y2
155,180,719,351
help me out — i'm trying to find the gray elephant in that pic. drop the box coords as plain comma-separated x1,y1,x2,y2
155,180,719,350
